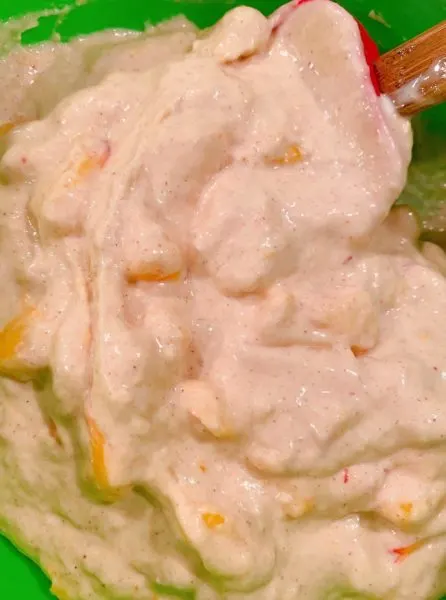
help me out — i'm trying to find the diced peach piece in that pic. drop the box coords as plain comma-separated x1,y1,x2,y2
0,118,27,137
0,315,26,361
400,502,413,518
351,345,368,358
390,540,423,563
77,150,109,178
0,307,35,374
70,142,111,187
202,512,225,529
266,144,303,166
85,416,124,502
47,418,63,447
126,269,181,285
86,416,110,490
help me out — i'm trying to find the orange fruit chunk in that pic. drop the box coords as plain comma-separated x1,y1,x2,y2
47,418,63,447
266,144,303,166
85,416,124,502
0,307,36,376
77,150,109,179
400,502,413,518
351,345,368,357
86,416,110,490
202,512,225,529
0,118,27,137
390,540,423,563
127,269,181,285
70,142,111,187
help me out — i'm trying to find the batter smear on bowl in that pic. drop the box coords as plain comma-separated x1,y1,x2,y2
0,1,445,599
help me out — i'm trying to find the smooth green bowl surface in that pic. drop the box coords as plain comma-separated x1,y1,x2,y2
0,1,445,598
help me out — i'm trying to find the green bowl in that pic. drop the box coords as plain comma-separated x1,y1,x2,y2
0,1,445,599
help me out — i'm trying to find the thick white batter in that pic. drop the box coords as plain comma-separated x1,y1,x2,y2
0,2,445,599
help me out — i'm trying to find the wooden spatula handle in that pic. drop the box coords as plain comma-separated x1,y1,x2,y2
375,21,446,117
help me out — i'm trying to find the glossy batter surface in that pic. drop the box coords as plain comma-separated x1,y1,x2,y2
1,2,445,599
